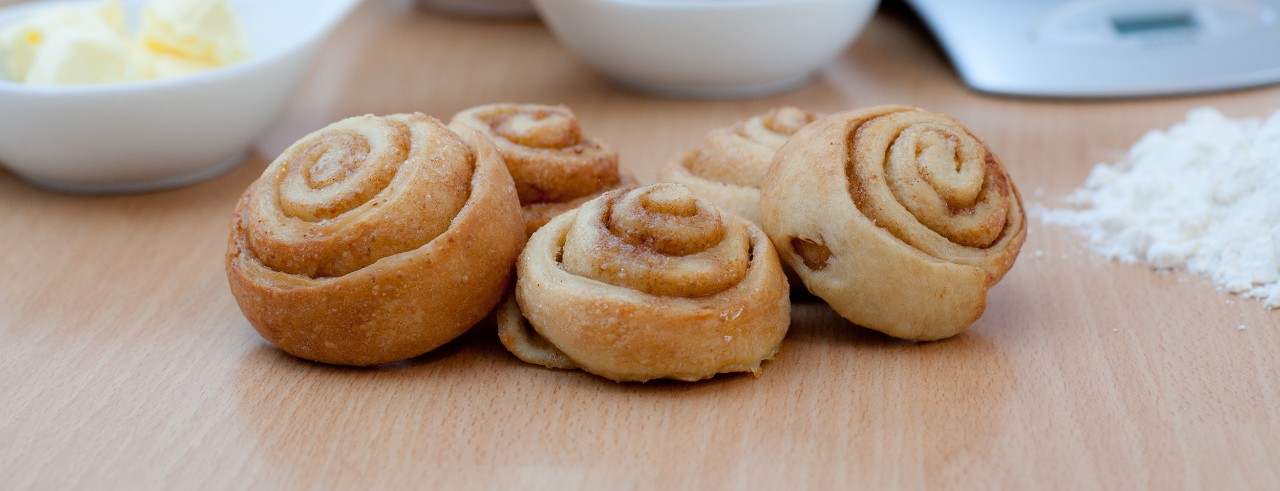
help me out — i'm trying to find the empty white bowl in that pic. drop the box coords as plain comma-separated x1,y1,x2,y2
0,0,361,193
532,0,879,99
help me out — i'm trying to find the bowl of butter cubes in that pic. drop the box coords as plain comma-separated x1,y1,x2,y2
0,0,359,193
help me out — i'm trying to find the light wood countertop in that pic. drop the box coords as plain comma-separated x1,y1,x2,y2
3,1,1279,488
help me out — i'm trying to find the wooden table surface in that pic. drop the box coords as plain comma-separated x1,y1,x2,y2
4,1,1279,489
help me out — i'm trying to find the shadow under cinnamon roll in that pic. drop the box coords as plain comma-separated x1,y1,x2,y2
760,106,1026,340
226,113,525,366
498,183,791,382
451,103,634,235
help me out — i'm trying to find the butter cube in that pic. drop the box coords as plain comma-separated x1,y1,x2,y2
0,0,127,83
24,22,132,86
138,0,251,67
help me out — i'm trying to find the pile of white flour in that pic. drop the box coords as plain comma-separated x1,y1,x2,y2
1038,107,1280,309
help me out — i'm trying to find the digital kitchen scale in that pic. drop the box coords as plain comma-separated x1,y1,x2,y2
903,0,1280,97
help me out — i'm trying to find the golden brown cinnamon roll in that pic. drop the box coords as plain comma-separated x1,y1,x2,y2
657,106,816,226
450,103,633,235
498,183,790,382
760,106,1026,340
226,113,525,366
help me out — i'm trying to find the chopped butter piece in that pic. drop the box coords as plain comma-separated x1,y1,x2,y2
131,47,219,81
138,0,251,67
0,0,128,83
25,21,132,86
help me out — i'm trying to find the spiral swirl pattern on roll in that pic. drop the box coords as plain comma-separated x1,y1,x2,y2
562,184,750,298
658,106,816,226
227,113,525,366
498,183,790,382
245,115,474,278
760,106,1025,340
451,103,631,234
846,106,1021,275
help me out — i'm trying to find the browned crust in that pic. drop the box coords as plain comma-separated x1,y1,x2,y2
451,103,630,236
225,116,525,366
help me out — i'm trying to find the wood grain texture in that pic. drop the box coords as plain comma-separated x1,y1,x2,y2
2,0,1279,489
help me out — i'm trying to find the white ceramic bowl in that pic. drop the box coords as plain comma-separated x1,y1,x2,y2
0,0,360,193
532,0,879,99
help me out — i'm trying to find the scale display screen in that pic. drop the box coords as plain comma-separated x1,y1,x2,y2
1112,11,1198,35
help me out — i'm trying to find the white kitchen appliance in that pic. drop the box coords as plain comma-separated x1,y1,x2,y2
903,0,1280,97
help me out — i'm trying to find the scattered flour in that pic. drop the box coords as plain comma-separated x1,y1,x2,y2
1038,107,1280,309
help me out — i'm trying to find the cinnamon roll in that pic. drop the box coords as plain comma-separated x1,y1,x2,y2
226,113,526,366
450,103,633,235
760,106,1026,340
656,106,816,226
498,183,790,382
